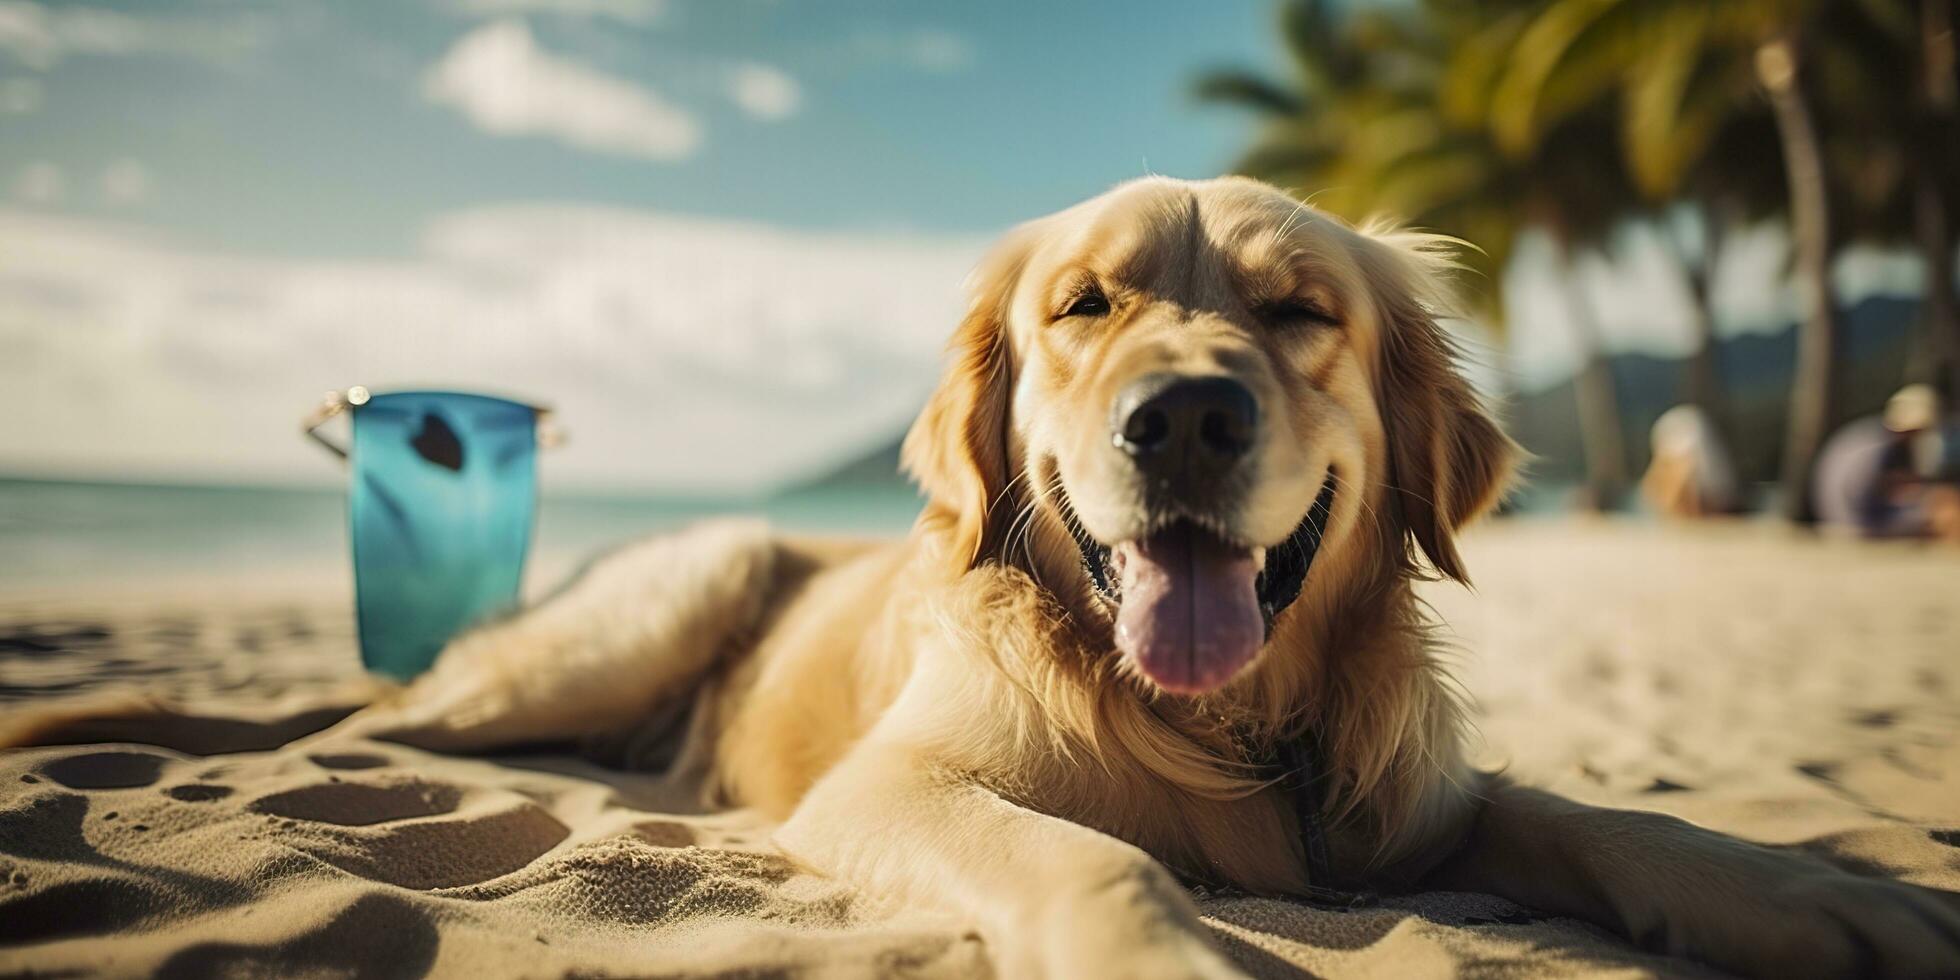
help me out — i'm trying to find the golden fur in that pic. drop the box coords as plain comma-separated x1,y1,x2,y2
880,178,1514,884
12,177,1958,979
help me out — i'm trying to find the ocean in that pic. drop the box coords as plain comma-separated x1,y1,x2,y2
0,478,926,595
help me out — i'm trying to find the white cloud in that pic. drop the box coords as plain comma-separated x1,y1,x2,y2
9,160,60,204
445,0,663,25
0,204,986,490
422,20,700,161
0,2,264,70
99,158,151,205
0,3,62,68
900,29,974,73
727,62,799,121
846,27,974,73
0,74,39,112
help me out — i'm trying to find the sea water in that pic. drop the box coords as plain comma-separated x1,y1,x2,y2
0,478,925,595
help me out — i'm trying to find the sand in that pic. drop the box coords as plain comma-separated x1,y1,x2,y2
2,519,1957,978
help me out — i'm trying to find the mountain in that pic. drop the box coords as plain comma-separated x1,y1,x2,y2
778,437,911,495
1508,294,1921,489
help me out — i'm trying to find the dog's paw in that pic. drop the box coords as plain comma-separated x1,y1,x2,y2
1015,864,1250,980
1650,866,1960,979
1754,873,1960,979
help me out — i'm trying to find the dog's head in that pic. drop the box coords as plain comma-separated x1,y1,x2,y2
904,177,1514,696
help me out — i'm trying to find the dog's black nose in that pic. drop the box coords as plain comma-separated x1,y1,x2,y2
1112,374,1258,476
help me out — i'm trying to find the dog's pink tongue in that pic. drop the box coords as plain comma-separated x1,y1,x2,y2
1112,523,1263,695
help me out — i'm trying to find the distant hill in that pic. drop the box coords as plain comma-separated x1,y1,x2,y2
1509,294,1921,489
785,294,1932,504
779,436,912,495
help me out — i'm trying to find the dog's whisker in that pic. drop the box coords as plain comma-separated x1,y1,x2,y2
993,468,1065,589
998,496,1038,564
987,468,1036,530
1327,470,1382,549
987,468,1040,563
1016,472,1073,590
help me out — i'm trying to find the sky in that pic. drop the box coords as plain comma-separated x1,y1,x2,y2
0,0,1924,492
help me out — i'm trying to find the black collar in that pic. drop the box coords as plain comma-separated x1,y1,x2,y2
1255,729,1376,907
1262,729,1337,889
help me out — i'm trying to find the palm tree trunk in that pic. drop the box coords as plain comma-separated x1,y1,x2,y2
1758,34,1841,524
1550,237,1627,510
1917,0,1960,398
1915,173,1959,396
1660,211,1730,435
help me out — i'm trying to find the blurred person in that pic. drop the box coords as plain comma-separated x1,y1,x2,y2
1640,404,1741,517
1813,384,1960,541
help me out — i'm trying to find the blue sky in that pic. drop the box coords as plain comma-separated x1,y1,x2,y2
0,0,1910,491
1,1,1276,253
1,0,1302,491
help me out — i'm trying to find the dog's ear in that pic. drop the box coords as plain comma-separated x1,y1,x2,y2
1358,227,1517,584
901,228,1033,573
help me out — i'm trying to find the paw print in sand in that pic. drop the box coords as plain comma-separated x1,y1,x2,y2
245,771,569,890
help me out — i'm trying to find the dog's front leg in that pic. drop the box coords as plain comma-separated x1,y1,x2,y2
776,737,1245,980
1427,778,1960,978
301,519,784,753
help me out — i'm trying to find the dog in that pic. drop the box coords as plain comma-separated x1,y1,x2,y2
15,177,1960,977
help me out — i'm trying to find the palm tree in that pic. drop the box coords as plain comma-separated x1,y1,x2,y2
1515,114,1641,508
1483,0,1857,520
1757,30,1842,521
1910,0,1960,396
1198,0,1638,507
1636,107,1785,454
1818,0,1960,397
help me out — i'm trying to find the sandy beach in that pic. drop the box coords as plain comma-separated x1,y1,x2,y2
2,519,1956,978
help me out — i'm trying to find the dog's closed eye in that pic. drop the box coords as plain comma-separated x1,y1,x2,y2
1254,297,1340,329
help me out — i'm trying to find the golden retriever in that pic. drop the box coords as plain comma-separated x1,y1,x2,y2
14,177,1960,977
